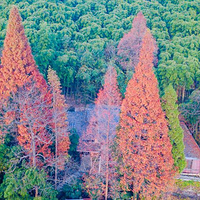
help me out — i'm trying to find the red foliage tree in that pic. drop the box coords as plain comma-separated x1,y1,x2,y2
117,12,158,70
0,8,53,197
3,81,53,198
16,82,52,168
0,6,46,100
0,6,53,168
116,30,175,199
48,67,70,188
79,66,122,199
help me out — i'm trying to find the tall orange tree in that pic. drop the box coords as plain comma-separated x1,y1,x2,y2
48,67,70,189
0,6,49,139
0,7,53,197
0,6,47,100
80,66,122,199
117,12,158,70
1,5,52,160
116,30,175,199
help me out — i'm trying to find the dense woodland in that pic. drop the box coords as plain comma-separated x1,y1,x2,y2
0,0,199,199
0,0,199,100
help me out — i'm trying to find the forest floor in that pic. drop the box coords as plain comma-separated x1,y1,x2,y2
173,190,200,199
174,176,200,199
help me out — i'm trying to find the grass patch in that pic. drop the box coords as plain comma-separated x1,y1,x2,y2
176,179,200,190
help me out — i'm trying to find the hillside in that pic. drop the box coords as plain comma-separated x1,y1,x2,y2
0,0,199,101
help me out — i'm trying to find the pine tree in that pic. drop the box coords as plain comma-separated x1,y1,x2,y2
162,84,186,172
116,30,175,199
80,66,122,199
117,12,158,70
48,67,70,189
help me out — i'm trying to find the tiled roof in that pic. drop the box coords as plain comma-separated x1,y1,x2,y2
180,122,200,159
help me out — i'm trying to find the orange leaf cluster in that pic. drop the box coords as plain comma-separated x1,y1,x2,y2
117,12,158,70
48,68,70,170
86,66,122,142
16,83,52,167
80,66,122,199
0,6,52,167
117,30,175,198
0,6,46,100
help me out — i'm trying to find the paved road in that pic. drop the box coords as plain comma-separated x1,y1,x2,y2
178,174,200,182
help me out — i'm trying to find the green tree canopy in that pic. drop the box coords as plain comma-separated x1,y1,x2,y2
162,85,186,172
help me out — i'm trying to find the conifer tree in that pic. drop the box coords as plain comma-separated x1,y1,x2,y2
48,67,70,189
0,5,52,149
0,6,50,139
0,6,52,164
162,84,186,172
117,12,158,70
0,6,46,100
0,7,53,197
80,66,122,199
116,30,175,199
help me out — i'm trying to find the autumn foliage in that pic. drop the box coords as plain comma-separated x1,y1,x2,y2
117,12,158,70
0,6,46,100
116,30,175,198
16,82,52,167
86,66,122,142
0,5,179,199
81,66,122,162
0,6,53,168
80,66,122,199
48,67,70,188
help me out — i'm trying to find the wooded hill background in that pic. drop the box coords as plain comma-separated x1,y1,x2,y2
0,0,199,102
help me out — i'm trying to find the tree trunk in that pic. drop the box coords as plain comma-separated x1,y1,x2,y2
105,147,109,200
35,187,38,198
176,87,179,100
90,155,93,174
55,133,58,189
30,127,37,197
182,86,185,103
53,90,58,190
66,86,69,96
30,128,36,168
105,107,111,200
195,121,199,141
176,86,181,102
98,155,101,174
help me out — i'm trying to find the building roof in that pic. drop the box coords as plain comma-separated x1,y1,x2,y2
180,122,200,159
77,139,101,153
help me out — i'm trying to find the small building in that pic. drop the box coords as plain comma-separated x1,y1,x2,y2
77,133,101,155
180,122,200,176
77,134,101,173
